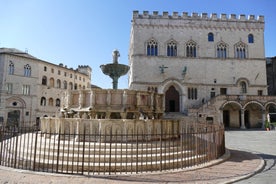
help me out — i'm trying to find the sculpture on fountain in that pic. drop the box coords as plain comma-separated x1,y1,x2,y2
100,50,130,89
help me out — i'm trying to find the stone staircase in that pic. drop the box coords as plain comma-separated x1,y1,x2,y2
187,98,219,123
163,112,187,119
2,132,209,174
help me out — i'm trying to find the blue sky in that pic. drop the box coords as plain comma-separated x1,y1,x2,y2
1,0,275,89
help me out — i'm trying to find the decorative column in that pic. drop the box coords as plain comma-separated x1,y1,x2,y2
106,90,111,119
220,110,224,125
155,93,159,111
121,90,128,119
150,92,154,111
78,91,83,109
67,91,71,107
107,90,111,106
123,90,127,109
240,109,246,129
90,90,94,108
261,110,266,129
180,94,186,114
137,92,141,107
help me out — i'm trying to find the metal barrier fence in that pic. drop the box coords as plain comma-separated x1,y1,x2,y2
0,122,225,175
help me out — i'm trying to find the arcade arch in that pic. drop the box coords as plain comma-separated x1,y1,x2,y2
221,101,242,128
265,102,276,122
221,100,267,129
243,101,264,129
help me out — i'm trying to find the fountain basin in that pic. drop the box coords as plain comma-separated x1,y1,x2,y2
100,49,130,89
40,118,180,142
100,63,129,79
62,88,164,119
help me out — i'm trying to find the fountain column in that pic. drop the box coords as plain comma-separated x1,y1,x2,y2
112,76,119,90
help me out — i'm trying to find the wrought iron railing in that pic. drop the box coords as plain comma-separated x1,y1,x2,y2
0,122,225,175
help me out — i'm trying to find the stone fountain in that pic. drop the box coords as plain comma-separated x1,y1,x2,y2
1,49,225,175
100,50,130,89
40,50,166,137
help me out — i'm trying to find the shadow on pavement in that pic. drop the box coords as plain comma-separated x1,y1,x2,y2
86,149,263,183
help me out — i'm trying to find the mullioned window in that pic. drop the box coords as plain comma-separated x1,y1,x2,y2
146,39,158,56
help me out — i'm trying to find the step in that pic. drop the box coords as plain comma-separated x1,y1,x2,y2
1,132,211,174
3,153,207,173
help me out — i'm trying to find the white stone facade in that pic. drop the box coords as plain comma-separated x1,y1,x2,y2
129,11,267,115
0,48,91,127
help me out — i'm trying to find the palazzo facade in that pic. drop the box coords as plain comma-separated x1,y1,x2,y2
128,11,275,128
0,48,91,127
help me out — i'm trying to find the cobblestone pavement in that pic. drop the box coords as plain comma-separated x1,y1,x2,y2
0,130,272,184
225,130,276,184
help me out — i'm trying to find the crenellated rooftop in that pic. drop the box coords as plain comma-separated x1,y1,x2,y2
78,65,91,69
133,11,264,22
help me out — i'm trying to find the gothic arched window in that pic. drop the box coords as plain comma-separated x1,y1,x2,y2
186,41,197,58
57,79,61,88
42,76,47,85
235,42,247,59
64,81,67,89
208,32,214,42
69,82,73,90
240,81,247,94
217,42,227,59
248,34,254,43
146,39,158,56
24,64,31,77
56,98,60,107
188,88,198,100
40,97,46,106
167,40,177,57
9,61,14,75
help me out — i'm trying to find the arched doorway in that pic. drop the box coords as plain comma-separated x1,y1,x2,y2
165,86,179,112
7,110,20,127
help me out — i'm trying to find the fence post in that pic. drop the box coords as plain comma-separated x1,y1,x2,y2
33,131,38,171
0,127,3,165
136,129,138,173
109,128,112,175
82,127,86,175
13,128,19,168
56,129,61,172
159,124,163,171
